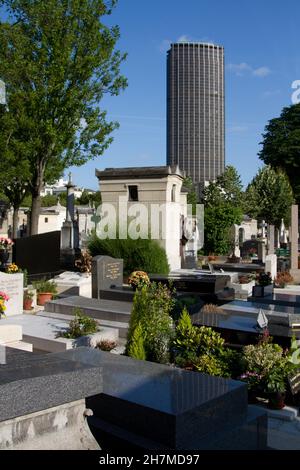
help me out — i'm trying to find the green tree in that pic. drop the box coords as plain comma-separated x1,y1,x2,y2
244,166,294,227
0,109,31,237
202,165,244,207
0,0,127,235
259,103,300,202
40,194,66,207
202,166,244,254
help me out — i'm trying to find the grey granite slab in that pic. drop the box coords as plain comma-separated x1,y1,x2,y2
0,348,103,422
45,295,131,323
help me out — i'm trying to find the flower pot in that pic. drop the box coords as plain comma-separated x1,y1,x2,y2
23,298,33,310
37,292,53,306
252,284,274,298
268,392,286,410
0,250,9,267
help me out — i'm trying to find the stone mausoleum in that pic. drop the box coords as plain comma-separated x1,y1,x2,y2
96,165,198,271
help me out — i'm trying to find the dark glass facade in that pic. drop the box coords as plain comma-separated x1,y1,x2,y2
167,43,225,187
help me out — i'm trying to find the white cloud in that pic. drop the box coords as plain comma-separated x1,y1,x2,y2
253,66,271,77
159,35,216,52
227,62,271,78
159,39,171,53
177,34,215,44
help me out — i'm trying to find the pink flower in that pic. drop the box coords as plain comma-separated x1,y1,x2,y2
0,291,9,301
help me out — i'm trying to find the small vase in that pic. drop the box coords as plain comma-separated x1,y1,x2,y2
0,250,9,267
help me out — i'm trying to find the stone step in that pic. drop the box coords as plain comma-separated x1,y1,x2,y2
5,341,33,353
39,310,129,339
46,296,132,324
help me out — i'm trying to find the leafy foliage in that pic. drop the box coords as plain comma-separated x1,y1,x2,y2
88,235,170,275
172,309,239,378
244,166,294,227
32,278,57,294
202,166,244,254
0,0,127,234
241,336,293,394
126,283,174,364
60,308,99,339
259,103,300,203
127,322,146,360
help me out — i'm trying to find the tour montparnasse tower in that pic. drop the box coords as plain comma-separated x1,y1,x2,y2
167,42,225,193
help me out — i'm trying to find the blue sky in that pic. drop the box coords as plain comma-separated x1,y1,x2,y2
2,0,300,189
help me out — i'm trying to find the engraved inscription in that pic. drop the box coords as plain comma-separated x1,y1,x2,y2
105,262,121,281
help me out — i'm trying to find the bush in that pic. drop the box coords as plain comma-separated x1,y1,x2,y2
60,308,99,339
241,337,292,394
88,235,169,275
127,322,146,360
274,271,294,288
126,283,174,364
172,309,239,377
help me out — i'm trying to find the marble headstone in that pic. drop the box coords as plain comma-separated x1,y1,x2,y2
0,272,24,316
92,256,123,299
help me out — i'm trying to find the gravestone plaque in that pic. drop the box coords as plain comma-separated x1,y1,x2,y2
0,272,23,316
288,370,300,395
92,256,123,299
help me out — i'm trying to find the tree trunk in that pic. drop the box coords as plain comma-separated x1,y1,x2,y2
12,205,19,239
30,193,42,236
30,168,45,236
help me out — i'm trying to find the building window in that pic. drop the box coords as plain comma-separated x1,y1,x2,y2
45,217,48,223
128,185,138,202
171,184,176,202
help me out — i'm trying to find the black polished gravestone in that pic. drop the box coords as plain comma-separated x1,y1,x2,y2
56,348,267,450
221,300,300,328
92,255,123,299
248,292,300,308
149,273,230,294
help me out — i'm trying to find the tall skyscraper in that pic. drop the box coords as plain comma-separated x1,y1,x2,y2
167,42,225,191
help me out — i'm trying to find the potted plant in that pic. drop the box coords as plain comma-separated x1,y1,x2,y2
23,290,34,311
128,271,150,290
33,278,57,306
252,272,273,297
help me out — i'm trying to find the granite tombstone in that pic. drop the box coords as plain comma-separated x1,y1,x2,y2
92,256,123,299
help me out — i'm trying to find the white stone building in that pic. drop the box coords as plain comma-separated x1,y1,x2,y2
96,165,196,271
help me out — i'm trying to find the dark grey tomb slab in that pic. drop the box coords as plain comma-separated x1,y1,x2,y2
92,256,123,299
54,348,267,450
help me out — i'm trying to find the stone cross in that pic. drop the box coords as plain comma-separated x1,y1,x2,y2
267,224,275,255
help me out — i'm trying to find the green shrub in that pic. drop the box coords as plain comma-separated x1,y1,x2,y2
126,283,174,364
60,308,99,339
88,235,169,275
127,322,146,360
172,309,240,377
32,278,57,294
